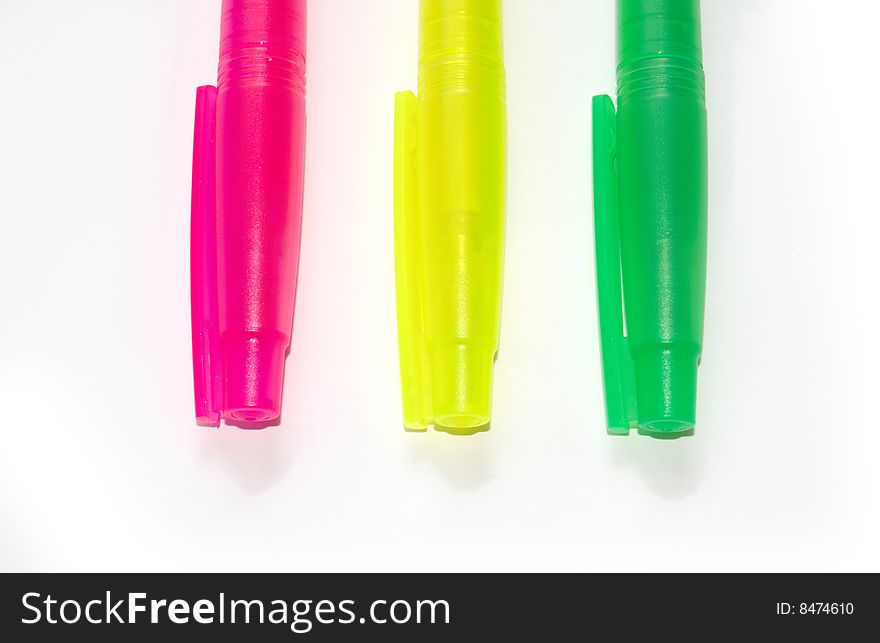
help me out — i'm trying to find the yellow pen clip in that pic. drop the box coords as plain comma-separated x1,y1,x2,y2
394,0,507,434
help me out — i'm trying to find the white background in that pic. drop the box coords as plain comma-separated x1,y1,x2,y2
1,0,878,572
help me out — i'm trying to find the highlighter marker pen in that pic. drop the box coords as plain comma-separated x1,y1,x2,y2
593,0,708,437
394,0,507,434
191,0,307,427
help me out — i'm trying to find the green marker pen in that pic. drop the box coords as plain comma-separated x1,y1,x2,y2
593,0,708,438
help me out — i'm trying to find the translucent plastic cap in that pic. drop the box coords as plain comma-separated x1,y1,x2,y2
190,0,306,428
593,0,708,438
394,0,507,434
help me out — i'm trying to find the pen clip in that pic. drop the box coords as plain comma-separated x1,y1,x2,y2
592,95,637,434
393,91,432,430
190,85,222,427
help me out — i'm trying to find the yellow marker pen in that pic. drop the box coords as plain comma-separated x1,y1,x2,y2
394,0,507,434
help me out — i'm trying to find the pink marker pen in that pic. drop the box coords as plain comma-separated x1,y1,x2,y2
191,0,307,427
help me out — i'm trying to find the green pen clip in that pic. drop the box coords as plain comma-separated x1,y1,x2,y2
592,95,637,435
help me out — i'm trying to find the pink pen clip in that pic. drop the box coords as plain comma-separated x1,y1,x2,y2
191,0,307,427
